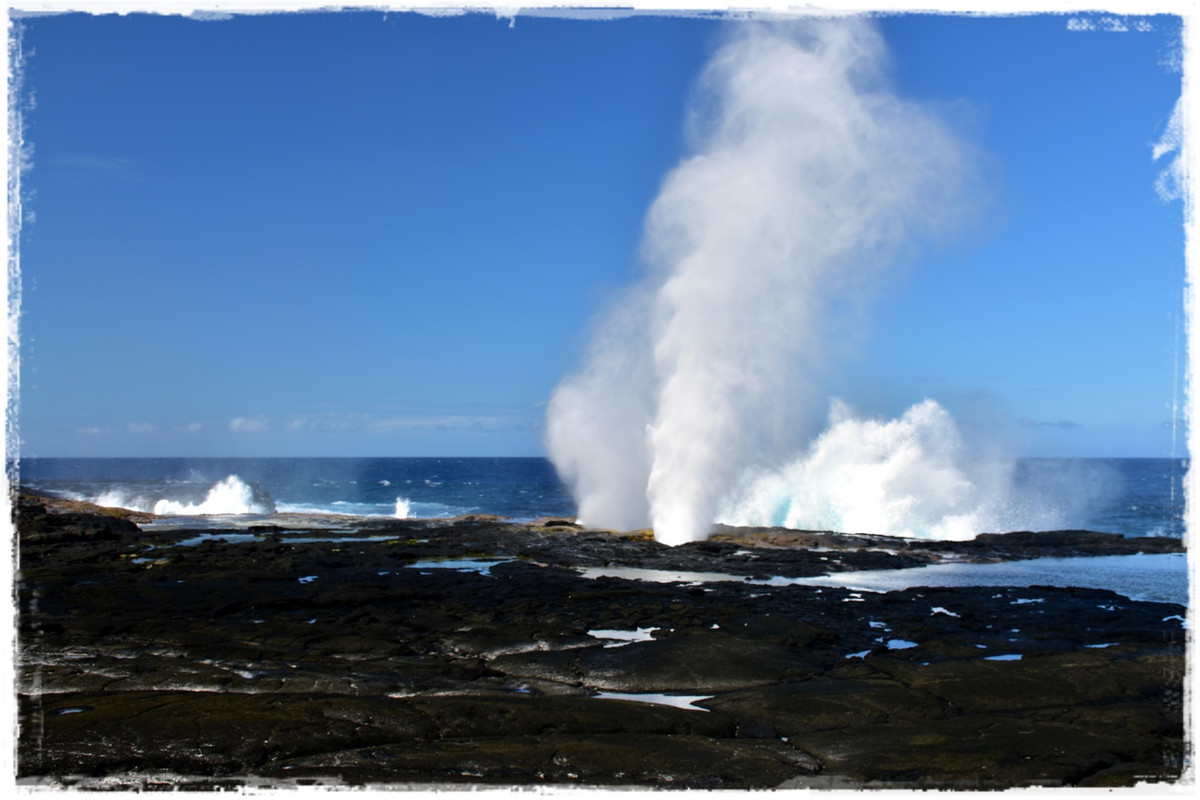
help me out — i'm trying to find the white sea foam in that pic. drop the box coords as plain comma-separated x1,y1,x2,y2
715,399,1072,540
274,503,357,516
272,497,446,519
152,475,276,516
73,475,275,516
93,488,152,512
393,497,412,519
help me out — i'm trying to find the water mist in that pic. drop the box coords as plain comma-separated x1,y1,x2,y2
546,20,983,545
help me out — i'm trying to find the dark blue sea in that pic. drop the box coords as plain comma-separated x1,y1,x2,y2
11,456,1187,539
13,457,573,522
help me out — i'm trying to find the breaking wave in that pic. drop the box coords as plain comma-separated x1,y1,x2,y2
151,475,277,516
716,400,1072,540
393,497,412,519
76,475,277,516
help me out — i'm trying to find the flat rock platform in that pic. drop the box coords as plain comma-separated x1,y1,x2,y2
13,491,1189,790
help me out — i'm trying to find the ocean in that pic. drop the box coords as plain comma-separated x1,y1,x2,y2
10,456,1187,539
12,457,573,523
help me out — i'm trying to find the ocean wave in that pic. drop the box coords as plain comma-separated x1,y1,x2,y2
393,497,412,519
715,400,1071,541
276,501,383,516
273,496,449,520
152,475,277,516
53,474,277,517
92,488,150,511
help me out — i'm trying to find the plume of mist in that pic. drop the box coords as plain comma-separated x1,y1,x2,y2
546,19,981,545
544,286,656,533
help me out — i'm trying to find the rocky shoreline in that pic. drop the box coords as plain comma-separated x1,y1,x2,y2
14,490,1190,789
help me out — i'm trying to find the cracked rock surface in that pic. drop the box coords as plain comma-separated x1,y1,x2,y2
14,492,1188,789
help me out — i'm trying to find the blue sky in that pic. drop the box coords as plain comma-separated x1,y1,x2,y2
11,9,1186,458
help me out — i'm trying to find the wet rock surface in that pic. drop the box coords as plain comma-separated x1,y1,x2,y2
14,491,1188,789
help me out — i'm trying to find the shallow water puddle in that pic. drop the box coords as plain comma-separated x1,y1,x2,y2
576,554,1187,606
404,556,514,576
49,707,92,716
174,532,266,547
886,639,918,650
592,692,713,712
577,566,754,584
587,628,659,647
164,527,410,547
793,553,1188,606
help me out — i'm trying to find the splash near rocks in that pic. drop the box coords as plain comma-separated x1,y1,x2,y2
546,20,984,545
150,474,277,516
77,474,277,517
393,497,413,519
715,399,1077,540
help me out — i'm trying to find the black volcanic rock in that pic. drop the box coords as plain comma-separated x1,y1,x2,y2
14,493,144,547
963,529,1183,557
14,495,1188,790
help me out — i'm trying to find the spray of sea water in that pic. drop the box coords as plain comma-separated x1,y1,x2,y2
546,20,1068,545
80,474,278,516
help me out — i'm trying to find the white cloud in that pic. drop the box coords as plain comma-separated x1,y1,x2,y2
276,407,539,436
127,422,157,434
229,415,271,433
283,413,360,433
368,413,535,434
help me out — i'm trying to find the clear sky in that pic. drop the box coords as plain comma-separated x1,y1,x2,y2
10,8,1187,458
